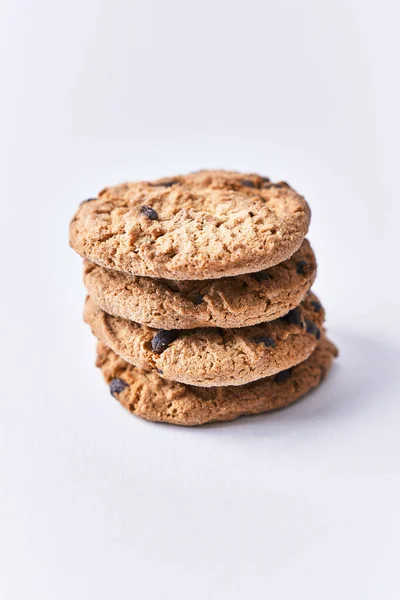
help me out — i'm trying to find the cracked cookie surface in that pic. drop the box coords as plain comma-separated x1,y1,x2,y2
70,170,311,280
96,335,338,426
83,239,316,329
84,292,325,387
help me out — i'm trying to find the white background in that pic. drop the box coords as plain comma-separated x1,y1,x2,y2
1,0,400,598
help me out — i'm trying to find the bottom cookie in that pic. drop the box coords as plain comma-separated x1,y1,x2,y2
95,335,338,426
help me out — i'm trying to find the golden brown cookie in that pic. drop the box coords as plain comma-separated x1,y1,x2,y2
96,335,338,426
83,239,316,329
84,292,325,387
70,170,311,280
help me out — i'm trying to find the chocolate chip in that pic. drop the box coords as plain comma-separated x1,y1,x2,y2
311,300,321,312
296,260,308,275
261,176,270,183
275,368,292,382
109,378,128,397
80,197,97,205
193,294,204,305
140,205,158,220
156,368,163,374
151,179,179,188
252,271,271,283
254,336,276,348
241,179,256,188
280,307,303,327
305,319,321,339
151,330,178,354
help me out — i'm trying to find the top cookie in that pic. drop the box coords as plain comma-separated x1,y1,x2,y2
70,170,311,280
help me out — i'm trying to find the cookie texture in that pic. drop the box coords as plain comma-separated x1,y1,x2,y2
83,239,317,329
84,292,325,387
70,170,311,280
96,336,338,426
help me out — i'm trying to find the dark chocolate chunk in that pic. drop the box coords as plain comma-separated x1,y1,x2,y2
140,205,158,220
80,197,97,205
156,368,163,374
109,378,128,397
280,307,303,327
254,336,276,348
151,179,179,188
296,260,308,275
193,294,204,305
311,300,321,312
241,179,256,188
275,368,292,382
151,330,179,354
252,271,271,283
305,319,321,339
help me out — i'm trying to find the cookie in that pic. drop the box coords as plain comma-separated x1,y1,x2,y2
70,170,311,280
83,239,317,329
84,292,325,387
96,335,338,426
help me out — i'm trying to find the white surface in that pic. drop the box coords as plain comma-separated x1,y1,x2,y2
1,0,400,598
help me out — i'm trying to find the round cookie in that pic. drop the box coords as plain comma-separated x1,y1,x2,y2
70,170,311,280
84,292,325,387
83,239,317,329
96,335,338,426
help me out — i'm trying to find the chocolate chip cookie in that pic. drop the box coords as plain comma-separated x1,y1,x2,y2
70,170,311,280
83,239,316,329
96,335,338,426
84,292,325,387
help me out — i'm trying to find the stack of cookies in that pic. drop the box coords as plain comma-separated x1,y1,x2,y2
69,170,337,425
